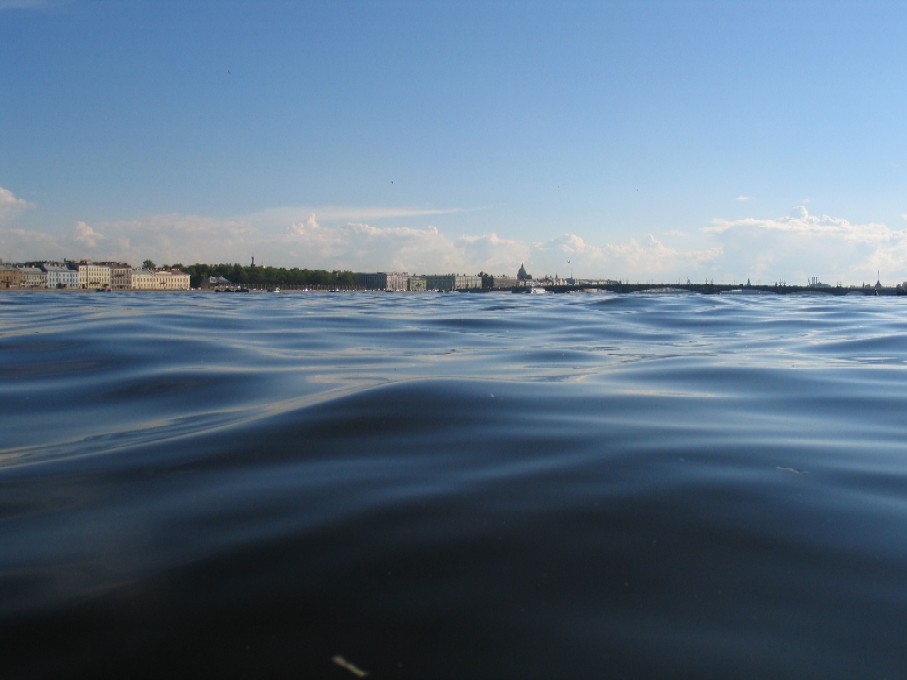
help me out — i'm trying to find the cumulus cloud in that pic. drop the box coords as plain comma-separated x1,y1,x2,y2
11,214,260,264
523,232,721,281
287,215,464,272
73,221,105,248
701,206,907,284
0,188,46,260
291,213,320,233
107,214,255,263
602,235,721,278
457,233,530,274
703,205,896,243
9,198,906,286
0,187,32,222
281,219,725,282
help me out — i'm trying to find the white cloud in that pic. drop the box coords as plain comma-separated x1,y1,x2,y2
0,188,45,260
602,235,721,278
287,215,468,273
701,206,907,284
457,233,530,274
0,214,260,265
7,200,906,286
73,221,105,248
0,187,32,223
2,202,724,281
703,205,895,243
735,195,751,202
520,232,721,281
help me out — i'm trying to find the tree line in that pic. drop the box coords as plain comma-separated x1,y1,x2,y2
157,262,358,289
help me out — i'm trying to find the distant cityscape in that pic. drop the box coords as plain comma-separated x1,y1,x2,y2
1,257,905,295
0,259,191,291
0,258,544,292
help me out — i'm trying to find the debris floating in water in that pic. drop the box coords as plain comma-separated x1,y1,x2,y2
332,655,369,677
776,466,808,475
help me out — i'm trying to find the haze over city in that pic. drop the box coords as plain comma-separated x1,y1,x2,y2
2,0,907,285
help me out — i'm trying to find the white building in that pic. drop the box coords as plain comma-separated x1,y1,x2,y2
43,264,80,289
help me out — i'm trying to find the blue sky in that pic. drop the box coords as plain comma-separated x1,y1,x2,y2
2,0,907,284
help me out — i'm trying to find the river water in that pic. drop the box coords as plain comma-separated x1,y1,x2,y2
2,291,906,678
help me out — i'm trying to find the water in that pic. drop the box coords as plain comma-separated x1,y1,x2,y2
2,291,906,679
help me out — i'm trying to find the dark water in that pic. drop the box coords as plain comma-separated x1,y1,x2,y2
2,291,907,679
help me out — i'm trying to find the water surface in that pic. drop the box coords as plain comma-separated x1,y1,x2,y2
2,291,906,678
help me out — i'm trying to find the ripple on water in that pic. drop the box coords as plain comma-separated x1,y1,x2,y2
3,293,907,678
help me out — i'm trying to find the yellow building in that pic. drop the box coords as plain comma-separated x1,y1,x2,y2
78,263,112,289
0,265,22,288
131,269,191,290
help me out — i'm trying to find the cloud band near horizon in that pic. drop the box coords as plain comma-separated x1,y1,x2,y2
1,187,905,285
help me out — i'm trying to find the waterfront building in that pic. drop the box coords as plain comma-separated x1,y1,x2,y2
423,274,455,291
386,273,409,291
454,274,482,290
108,263,133,290
407,275,427,292
131,269,191,290
490,275,519,289
18,266,46,288
78,262,111,289
420,274,481,291
43,264,80,289
0,265,22,288
356,272,410,291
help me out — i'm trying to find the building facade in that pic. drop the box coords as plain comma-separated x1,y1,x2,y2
490,275,519,289
18,267,46,288
0,265,22,288
78,263,112,289
454,274,482,290
355,272,410,291
131,269,191,290
423,274,455,291
43,264,80,289
108,264,132,290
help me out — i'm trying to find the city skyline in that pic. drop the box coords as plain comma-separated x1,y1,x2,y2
3,0,907,286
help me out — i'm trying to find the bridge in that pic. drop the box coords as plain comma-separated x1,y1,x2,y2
527,282,902,296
